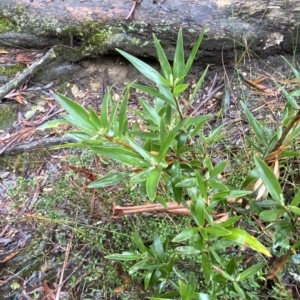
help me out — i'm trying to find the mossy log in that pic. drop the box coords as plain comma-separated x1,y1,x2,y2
0,0,299,63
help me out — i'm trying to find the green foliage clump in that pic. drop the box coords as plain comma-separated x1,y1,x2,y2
41,29,300,299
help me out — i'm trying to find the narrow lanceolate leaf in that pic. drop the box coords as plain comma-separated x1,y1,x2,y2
89,106,103,130
182,114,212,127
146,168,162,201
90,145,150,168
101,88,112,129
210,161,228,178
236,263,265,282
173,29,185,82
189,65,209,104
204,226,231,237
118,88,129,136
226,228,271,257
117,49,171,87
127,137,156,165
185,27,206,75
54,93,98,132
88,172,128,188
153,34,172,80
153,234,166,262
157,124,181,163
173,84,189,96
241,101,269,149
172,227,199,242
175,246,200,255
191,197,205,227
202,253,211,285
170,161,183,203
139,98,161,126
130,168,153,183
254,156,283,204
105,252,142,261
291,189,300,206
132,232,147,253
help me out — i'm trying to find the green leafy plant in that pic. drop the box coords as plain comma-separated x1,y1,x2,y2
39,29,300,299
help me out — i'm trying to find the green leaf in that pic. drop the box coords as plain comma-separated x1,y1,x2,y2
88,106,102,130
144,269,154,290
225,228,271,257
170,161,183,203
173,29,185,82
133,83,175,107
101,87,112,129
176,178,197,188
202,253,211,285
195,171,208,200
241,101,269,148
153,234,166,262
119,88,129,136
233,282,245,298
215,216,241,228
160,117,168,145
105,251,142,261
38,118,68,129
130,168,153,183
254,156,283,203
132,232,148,253
153,34,172,81
189,65,209,104
54,93,98,132
173,84,189,96
203,156,213,172
205,226,231,237
90,145,150,168
88,172,128,188
212,265,234,281
127,136,156,165
191,197,205,227
236,262,265,281
157,124,181,163
172,227,199,242
259,208,285,221
210,161,228,178
182,114,212,127
288,206,300,215
146,168,162,200
139,98,161,126
291,189,300,206
175,246,201,255
185,27,205,75
118,49,171,87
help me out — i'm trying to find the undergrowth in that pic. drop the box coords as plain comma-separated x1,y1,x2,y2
36,28,300,300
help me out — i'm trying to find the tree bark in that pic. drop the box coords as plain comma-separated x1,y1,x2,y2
0,0,299,63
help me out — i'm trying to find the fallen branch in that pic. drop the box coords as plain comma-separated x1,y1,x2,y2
0,48,56,101
113,197,238,218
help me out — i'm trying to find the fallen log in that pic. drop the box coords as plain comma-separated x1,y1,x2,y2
0,0,299,64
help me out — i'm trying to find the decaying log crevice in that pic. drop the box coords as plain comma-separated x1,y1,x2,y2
0,0,299,64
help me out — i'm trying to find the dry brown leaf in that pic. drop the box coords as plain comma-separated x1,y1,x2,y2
266,252,290,280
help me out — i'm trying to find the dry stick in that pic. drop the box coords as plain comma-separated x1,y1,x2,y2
55,241,71,300
0,48,56,101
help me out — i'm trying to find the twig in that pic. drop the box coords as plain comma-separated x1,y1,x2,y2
125,0,142,20
55,241,71,300
0,48,56,101
191,73,224,116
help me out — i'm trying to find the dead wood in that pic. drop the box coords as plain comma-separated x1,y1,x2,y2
0,0,299,64
0,48,56,101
